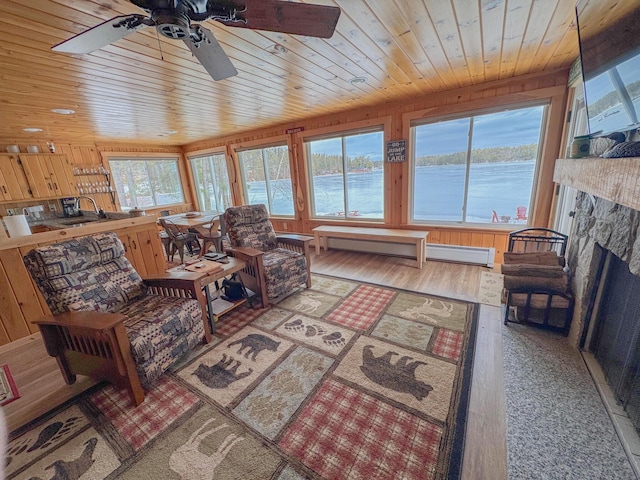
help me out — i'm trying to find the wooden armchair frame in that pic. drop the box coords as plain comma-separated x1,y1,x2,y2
227,234,312,308
33,275,210,406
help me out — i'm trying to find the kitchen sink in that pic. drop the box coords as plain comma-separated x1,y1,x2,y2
59,217,102,226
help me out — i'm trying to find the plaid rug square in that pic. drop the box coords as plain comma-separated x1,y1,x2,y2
0,363,20,407
7,274,478,480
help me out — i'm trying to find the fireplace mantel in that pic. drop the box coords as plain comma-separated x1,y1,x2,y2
554,157,640,211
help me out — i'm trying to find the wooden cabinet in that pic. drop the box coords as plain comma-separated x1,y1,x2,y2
0,154,29,201
0,153,78,201
0,168,11,201
18,154,78,199
119,229,166,277
45,155,78,197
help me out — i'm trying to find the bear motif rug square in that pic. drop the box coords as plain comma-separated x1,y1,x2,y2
7,274,478,480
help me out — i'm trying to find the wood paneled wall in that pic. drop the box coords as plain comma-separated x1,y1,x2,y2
1,70,570,265
184,70,570,264
0,143,197,217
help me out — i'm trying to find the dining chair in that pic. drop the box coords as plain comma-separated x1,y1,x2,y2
188,219,223,257
159,218,201,263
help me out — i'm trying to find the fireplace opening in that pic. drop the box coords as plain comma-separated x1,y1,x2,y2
589,249,640,433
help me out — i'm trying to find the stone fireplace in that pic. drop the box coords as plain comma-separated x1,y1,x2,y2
556,156,640,436
566,191,640,347
554,156,640,348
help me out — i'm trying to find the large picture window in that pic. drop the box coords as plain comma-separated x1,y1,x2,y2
237,144,294,216
306,130,384,219
189,153,232,212
109,157,185,210
411,104,546,225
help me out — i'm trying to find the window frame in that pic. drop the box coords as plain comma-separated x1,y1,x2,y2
186,148,232,213
408,101,549,227
231,135,295,218
299,117,391,223
105,153,186,211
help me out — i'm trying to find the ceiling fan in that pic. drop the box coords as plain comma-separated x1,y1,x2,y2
52,0,341,81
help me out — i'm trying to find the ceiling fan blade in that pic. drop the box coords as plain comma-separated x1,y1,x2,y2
52,14,151,54
219,0,341,39
184,26,238,81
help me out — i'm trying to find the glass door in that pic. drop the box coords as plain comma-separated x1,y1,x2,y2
553,83,588,239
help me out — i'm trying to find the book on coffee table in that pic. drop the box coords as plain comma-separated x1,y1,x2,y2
184,260,223,274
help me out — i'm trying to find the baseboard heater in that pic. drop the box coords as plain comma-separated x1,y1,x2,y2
425,243,495,267
325,238,495,268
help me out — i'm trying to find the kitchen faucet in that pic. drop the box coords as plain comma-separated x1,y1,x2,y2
75,196,106,218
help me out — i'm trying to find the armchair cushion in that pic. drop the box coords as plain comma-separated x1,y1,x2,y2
121,294,203,385
24,234,146,315
263,248,308,299
225,203,278,251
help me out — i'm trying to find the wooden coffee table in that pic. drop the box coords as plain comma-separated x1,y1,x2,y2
174,257,249,333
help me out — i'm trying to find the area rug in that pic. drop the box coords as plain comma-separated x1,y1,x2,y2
7,274,478,480
478,271,504,307
0,364,20,407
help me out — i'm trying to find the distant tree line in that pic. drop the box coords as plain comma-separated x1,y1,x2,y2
309,153,382,176
588,79,640,118
416,143,538,166
239,143,538,182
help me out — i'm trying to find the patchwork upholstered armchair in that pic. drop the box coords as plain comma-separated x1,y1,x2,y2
23,232,210,405
223,204,312,307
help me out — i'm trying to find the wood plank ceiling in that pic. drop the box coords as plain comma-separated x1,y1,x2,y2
0,0,635,146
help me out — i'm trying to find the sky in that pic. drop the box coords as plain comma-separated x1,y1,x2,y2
308,105,545,160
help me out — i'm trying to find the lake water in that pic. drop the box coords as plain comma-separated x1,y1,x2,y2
246,159,536,224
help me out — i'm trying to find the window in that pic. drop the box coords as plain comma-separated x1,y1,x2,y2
237,144,294,216
411,104,546,225
306,130,384,219
189,153,232,212
108,158,184,209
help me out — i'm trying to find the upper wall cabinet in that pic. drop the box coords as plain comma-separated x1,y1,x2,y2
0,154,30,201
0,153,78,200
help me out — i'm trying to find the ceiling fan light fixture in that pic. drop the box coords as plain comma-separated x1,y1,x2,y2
349,76,367,85
50,0,341,83
51,108,76,115
23,127,43,132
153,12,190,39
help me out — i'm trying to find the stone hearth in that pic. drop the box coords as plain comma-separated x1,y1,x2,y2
567,191,640,346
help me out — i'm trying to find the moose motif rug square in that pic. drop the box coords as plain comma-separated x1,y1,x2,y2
6,274,478,480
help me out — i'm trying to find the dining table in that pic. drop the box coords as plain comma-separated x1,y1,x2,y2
159,211,220,232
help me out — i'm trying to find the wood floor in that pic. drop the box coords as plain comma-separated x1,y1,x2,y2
1,250,507,479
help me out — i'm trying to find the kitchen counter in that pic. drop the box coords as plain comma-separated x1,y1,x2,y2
32,210,132,231
0,212,159,250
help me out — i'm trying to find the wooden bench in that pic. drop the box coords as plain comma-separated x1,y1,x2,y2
312,225,429,269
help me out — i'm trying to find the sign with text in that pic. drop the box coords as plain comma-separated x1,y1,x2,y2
286,126,305,134
386,140,406,162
